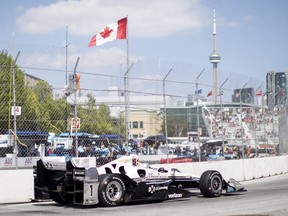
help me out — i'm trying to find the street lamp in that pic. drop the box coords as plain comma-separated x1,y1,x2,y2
253,82,263,150
124,63,134,145
73,57,80,157
196,68,205,161
198,100,213,138
272,91,279,146
219,77,229,155
163,68,172,142
261,90,269,144
12,51,20,159
240,81,248,157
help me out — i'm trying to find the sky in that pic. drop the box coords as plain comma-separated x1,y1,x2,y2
1,0,288,101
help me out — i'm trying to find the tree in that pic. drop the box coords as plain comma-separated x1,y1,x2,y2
33,81,68,132
0,52,68,133
77,93,125,135
161,115,187,137
78,93,98,133
0,52,28,131
0,52,125,137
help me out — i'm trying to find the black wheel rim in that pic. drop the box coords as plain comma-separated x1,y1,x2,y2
211,175,222,193
106,181,122,201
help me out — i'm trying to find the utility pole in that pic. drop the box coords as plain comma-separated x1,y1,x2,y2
12,51,20,159
196,68,205,161
73,57,80,157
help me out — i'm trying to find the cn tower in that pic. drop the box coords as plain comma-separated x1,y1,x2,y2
209,9,221,104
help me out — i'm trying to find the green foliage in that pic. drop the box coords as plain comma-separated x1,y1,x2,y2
0,52,27,131
0,53,124,135
78,94,125,136
162,115,187,137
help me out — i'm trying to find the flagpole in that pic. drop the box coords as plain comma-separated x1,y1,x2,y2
125,15,130,146
65,26,69,136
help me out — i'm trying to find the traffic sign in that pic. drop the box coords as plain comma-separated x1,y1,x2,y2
11,106,21,116
71,118,80,129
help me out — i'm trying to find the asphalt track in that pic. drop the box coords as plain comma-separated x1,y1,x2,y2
1,173,288,216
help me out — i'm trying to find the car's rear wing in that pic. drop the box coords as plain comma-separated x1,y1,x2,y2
34,157,100,205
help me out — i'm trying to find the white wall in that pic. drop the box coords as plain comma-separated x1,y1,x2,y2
0,169,34,203
150,156,288,181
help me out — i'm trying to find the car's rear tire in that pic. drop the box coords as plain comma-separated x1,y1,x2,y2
199,170,223,197
98,174,125,207
49,192,70,205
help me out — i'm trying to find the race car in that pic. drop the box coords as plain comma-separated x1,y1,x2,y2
33,154,246,207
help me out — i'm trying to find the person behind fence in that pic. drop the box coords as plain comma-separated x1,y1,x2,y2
193,146,197,156
77,143,86,157
247,145,251,158
237,146,243,159
153,141,160,155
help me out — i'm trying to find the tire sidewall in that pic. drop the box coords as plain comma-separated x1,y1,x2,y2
49,192,70,205
98,174,126,207
199,170,223,197
209,171,222,196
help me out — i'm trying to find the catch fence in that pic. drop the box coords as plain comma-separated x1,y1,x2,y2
0,41,284,168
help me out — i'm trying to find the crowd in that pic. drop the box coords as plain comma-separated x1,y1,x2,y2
203,105,280,146
35,104,281,165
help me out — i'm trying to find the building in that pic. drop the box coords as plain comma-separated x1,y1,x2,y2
69,86,167,138
129,110,162,139
266,71,287,107
232,88,254,104
24,73,43,89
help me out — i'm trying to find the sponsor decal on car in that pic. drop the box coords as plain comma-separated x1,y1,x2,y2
148,185,168,193
168,193,183,199
44,162,66,170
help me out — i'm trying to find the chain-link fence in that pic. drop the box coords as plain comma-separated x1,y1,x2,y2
0,41,285,167
279,106,288,153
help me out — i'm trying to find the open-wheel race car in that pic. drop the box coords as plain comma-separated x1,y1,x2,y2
34,155,246,207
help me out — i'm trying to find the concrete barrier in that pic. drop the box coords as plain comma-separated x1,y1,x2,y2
0,169,34,203
0,155,288,204
150,155,288,181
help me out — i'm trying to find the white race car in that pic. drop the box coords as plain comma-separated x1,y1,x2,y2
34,155,246,207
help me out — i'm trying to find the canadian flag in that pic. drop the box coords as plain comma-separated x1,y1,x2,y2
88,17,127,47
255,90,262,96
207,91,212,97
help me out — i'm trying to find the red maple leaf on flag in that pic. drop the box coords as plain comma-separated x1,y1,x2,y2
100,27,114,39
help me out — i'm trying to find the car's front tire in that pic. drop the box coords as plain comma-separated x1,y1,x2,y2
199,170,223,197
98,174,125,207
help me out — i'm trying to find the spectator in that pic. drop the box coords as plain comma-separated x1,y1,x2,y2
247,146,251,158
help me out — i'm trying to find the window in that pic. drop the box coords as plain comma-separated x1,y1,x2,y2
133,121,138,128
140,121,143,128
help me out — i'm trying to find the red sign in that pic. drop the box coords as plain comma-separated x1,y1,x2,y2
71,118,80,129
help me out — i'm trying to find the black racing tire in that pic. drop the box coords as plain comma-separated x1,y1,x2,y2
98,174,126,207
49,192,70,205
199,170,223,197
